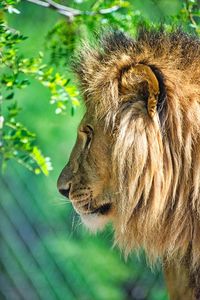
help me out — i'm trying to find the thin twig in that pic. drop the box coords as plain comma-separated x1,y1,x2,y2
25,0,49,7
98,5,120,15
25,0,81,18
46,0,81,14
25,0,121,19
185,0,198,27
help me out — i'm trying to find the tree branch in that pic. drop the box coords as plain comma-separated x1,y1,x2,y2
25,0,81,18
45,0,81,15
24,0,120,19
25,0,49,7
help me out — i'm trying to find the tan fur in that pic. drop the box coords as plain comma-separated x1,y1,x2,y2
69,28,200,269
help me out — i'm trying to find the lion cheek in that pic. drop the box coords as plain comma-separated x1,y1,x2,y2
80,214,109,232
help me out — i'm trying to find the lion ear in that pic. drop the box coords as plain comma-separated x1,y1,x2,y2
120,64,160,118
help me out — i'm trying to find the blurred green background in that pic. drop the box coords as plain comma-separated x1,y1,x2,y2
0,0,198,299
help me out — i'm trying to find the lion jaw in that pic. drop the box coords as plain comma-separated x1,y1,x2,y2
80,213,110,232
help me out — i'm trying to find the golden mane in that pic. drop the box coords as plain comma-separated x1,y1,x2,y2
73,28,200,268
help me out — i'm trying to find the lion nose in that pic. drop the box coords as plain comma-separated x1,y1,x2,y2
58,182,71,199
59,185,71,198
57,164,73,199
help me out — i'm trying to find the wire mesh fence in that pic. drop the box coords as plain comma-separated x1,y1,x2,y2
0,164,167,300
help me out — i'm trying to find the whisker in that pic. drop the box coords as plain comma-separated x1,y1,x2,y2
50,197,71,206
70,212,82,234
75,217,83,230
71,213,76,232
58,197,71,202
52,202,70,206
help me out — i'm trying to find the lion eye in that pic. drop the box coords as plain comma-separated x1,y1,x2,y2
84,125,93,134
80,125,93,148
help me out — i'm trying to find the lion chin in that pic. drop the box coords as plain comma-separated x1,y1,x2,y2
80,214,110,233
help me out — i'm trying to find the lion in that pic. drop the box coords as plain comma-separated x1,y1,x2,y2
57,28,200,299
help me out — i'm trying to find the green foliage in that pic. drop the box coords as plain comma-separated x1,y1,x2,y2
0,0,20,14
174,0,200,33
46,0,200,68
0,0,199,175
0,2,80,174
45,1,146,67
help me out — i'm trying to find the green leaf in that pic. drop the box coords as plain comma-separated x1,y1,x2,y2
6,92,14,100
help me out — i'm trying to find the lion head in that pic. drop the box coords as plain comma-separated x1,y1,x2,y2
57,29,200,267
57,114,115,232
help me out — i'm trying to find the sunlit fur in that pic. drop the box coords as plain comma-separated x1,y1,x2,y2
73,28,200,268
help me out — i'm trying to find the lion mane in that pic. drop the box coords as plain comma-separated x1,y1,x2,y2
73,28,200,268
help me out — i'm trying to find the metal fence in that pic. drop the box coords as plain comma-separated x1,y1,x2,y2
0,164,167,300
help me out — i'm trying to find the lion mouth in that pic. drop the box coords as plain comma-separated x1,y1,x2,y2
90,203,112,215
74,202,112,216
